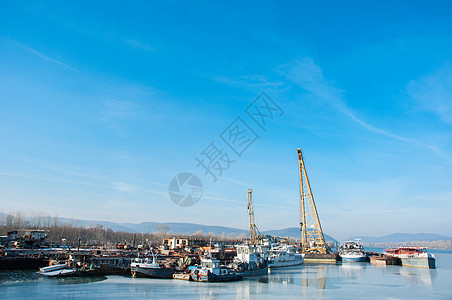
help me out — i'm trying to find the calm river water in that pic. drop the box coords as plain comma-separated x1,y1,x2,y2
1,249,451,299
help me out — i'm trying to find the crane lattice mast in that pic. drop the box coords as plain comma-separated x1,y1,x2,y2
247,189,261,245
298,148,327,254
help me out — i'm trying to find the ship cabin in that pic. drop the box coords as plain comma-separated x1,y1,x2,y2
235,244,267,264
190,257,229,276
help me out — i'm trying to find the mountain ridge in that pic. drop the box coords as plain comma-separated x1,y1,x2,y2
2,213,450,243
354,233,452,243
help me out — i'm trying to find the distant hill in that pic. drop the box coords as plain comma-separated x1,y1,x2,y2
4,213,448,244
0,213,337,241
121,222,249,236
354,233,452,243
69,220,339,242
262,227,338,243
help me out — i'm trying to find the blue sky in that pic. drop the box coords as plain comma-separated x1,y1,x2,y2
1,1,451,240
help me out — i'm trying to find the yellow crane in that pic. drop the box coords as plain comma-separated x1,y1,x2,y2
297,148,327,254
247,189,261,245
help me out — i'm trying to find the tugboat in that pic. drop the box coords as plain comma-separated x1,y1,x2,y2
384,247,436,269
131,256,176,279
229,244,268,276
186,257,243,282
339,240,368,262
268,244,304,268
131,244,175,279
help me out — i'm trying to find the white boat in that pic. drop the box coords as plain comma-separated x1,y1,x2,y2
229,244,269,276
130,257,176,279
339,240,368,262
187,257,243,282
131,244,175,279
39,263,69,273
268,245,304,268
39,268,76,277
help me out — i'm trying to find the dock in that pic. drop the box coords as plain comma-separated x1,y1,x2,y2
367,252,401,266
304,252,339,264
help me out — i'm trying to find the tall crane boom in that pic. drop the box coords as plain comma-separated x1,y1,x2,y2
247,189,261,245
298,148,327,254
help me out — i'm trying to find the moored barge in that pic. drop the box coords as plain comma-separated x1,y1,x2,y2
384,247,436,269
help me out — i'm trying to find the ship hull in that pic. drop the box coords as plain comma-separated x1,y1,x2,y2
304,252,338,263
190,272,243,282
269,258,304,268
0,257,49,270
236,266,269,276
401,257,436,269
340,254,368,262
369,255,401,266
131,266,175,279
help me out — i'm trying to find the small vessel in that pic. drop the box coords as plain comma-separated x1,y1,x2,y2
384,247,436,269
172,272,192,281
38,268,77,277
188,257,243,282
90,256,131,275
40,263,69,273
339,240,368,262
38,263,76,277
268,244,304,268
131,240,176,279
229,244,268,276
131,256,175,279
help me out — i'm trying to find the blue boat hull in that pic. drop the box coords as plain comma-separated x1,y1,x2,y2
340,255,368,262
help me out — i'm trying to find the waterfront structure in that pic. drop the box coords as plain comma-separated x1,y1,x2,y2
297,148,328,254
247,189,262,246
162,238,191,249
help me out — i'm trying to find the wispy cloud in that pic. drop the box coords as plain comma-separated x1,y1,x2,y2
100,99,139,120
279,58,442,153
213,75,284,90
217,176,248,188
0,171,111,189
111,182,137,192
99,99,140,135
407,64,452,124
123,38,156,52
8,40,78,71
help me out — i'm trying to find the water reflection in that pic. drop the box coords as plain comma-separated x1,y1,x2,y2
393,268,437,286
0,270,38,285
49,275,107,285
260,273,295,285
340,262,367,280
302,265,327,289
0,270,107,286
232,275,269,298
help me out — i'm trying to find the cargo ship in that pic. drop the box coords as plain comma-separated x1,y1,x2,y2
339,240,368,262
384,247,436,269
